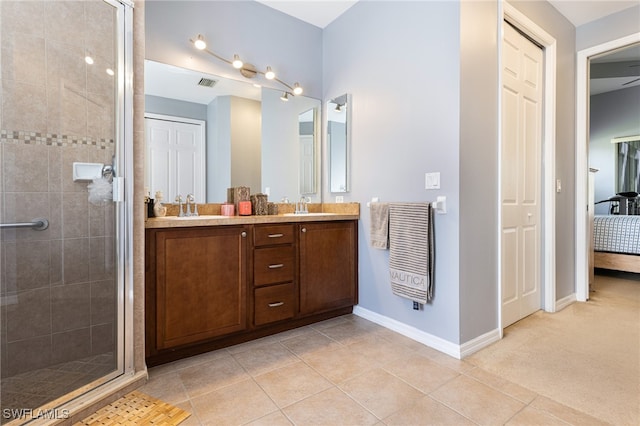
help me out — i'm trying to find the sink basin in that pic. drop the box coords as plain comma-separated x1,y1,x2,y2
163,215,227,219
283,212,337,216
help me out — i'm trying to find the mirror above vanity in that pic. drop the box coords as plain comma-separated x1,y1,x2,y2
144,60,321,204
328,94,351,193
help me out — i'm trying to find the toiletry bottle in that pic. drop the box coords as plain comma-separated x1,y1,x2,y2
154,191,167,217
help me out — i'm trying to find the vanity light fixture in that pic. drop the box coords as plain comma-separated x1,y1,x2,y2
190,34,304,99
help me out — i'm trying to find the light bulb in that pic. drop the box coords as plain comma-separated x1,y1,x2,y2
85,55,94,65
265,66,275,80
292,83,303,95
106,68,115,76
280,92,289,101
194,34,207,50
232,54,243,69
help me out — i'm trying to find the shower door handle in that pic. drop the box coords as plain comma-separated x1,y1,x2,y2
0,218,49,231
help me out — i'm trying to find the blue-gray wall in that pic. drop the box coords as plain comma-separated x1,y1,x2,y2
145,95,207,121
323,0,462,343
590,86,640,214
577,4,640,51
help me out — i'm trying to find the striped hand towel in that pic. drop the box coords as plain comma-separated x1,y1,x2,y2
389,202,434,303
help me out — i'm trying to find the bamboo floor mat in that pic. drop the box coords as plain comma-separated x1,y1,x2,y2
75,391,190,425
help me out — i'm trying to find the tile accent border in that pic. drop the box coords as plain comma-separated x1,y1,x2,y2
0,129,114,150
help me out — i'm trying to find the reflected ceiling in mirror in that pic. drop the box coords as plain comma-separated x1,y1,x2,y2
144,60,321,204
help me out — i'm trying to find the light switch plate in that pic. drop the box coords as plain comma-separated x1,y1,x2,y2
425,172,440,189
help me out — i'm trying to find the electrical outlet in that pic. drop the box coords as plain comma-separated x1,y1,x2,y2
335,195,344,203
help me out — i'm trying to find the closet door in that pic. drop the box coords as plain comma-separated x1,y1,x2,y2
145,115,205,202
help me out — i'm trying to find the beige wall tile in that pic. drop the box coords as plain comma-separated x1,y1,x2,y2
51,327,91,364
84,1,115,64
63,237,89,284
3,143,49,192
1,1,44,39
62,192,89,238
49,239,63,286
5,287,51,342
2,193,52,241
90,322,115,356
1,33,46,86
90,280,116,325
51,282,90,333
47,83,87,138
2,240,51,292
2,81,47,133
89,236,115,281
6,335,51,376
44,1,84,47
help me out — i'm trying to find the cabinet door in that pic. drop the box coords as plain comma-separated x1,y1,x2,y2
155,226,248,349
299,221,357,315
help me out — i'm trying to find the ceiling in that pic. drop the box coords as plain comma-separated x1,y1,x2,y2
256,0,639,95
257,0,638,29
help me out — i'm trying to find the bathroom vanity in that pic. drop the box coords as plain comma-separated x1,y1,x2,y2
145,207,359,366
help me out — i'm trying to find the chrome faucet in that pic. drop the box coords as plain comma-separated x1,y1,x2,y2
296,196,309,214
175,195,185,217
186,194,198,216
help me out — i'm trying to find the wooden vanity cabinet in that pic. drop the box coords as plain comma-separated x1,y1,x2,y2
298,221,358,316
146,219,358,366
146,226,249,353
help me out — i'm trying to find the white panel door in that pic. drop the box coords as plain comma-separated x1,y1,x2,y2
501,22,543,328
145,117,205,203
299,135,315,194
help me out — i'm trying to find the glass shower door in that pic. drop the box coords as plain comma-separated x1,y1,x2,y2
0,0,125,422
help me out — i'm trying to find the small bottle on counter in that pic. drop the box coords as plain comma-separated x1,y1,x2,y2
153,191,167,217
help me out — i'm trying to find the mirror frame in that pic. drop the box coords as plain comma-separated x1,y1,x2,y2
327,93,351,193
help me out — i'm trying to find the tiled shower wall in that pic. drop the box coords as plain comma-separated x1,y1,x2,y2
0,0,117,377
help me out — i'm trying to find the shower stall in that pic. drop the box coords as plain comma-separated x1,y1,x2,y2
0,0,133,422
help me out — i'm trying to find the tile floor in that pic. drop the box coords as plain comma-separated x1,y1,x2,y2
0,353,116,424
140,272,638,425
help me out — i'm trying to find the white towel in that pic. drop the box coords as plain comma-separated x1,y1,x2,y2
370,202,389,249
389,203,434,303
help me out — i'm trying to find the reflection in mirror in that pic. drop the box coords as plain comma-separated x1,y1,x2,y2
144,60,321,203
613,136,640,193
328,94,350,193
299,109,317,194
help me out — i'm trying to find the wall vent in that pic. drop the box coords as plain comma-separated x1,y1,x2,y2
198,78,218,88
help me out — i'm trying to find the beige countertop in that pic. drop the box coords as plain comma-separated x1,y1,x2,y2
145,203,360,229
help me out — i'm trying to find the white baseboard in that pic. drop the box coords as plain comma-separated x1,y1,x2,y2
353,306,500,360
555,293,577,311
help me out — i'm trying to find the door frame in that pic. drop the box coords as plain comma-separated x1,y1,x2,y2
575,32,640,302
499,3,557,332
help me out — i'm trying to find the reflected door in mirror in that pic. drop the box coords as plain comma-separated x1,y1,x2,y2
145,114,206,202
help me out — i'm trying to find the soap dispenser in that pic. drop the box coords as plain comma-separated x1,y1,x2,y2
153,191,167,217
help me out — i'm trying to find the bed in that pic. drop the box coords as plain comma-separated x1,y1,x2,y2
593,215,640,273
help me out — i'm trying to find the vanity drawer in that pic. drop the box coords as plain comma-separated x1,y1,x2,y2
254,283,295,326
254,225,294,246
254,246,294,286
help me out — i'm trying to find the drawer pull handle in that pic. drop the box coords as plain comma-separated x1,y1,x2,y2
268,264,284,269
268,302,284,308
268,233,284,238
